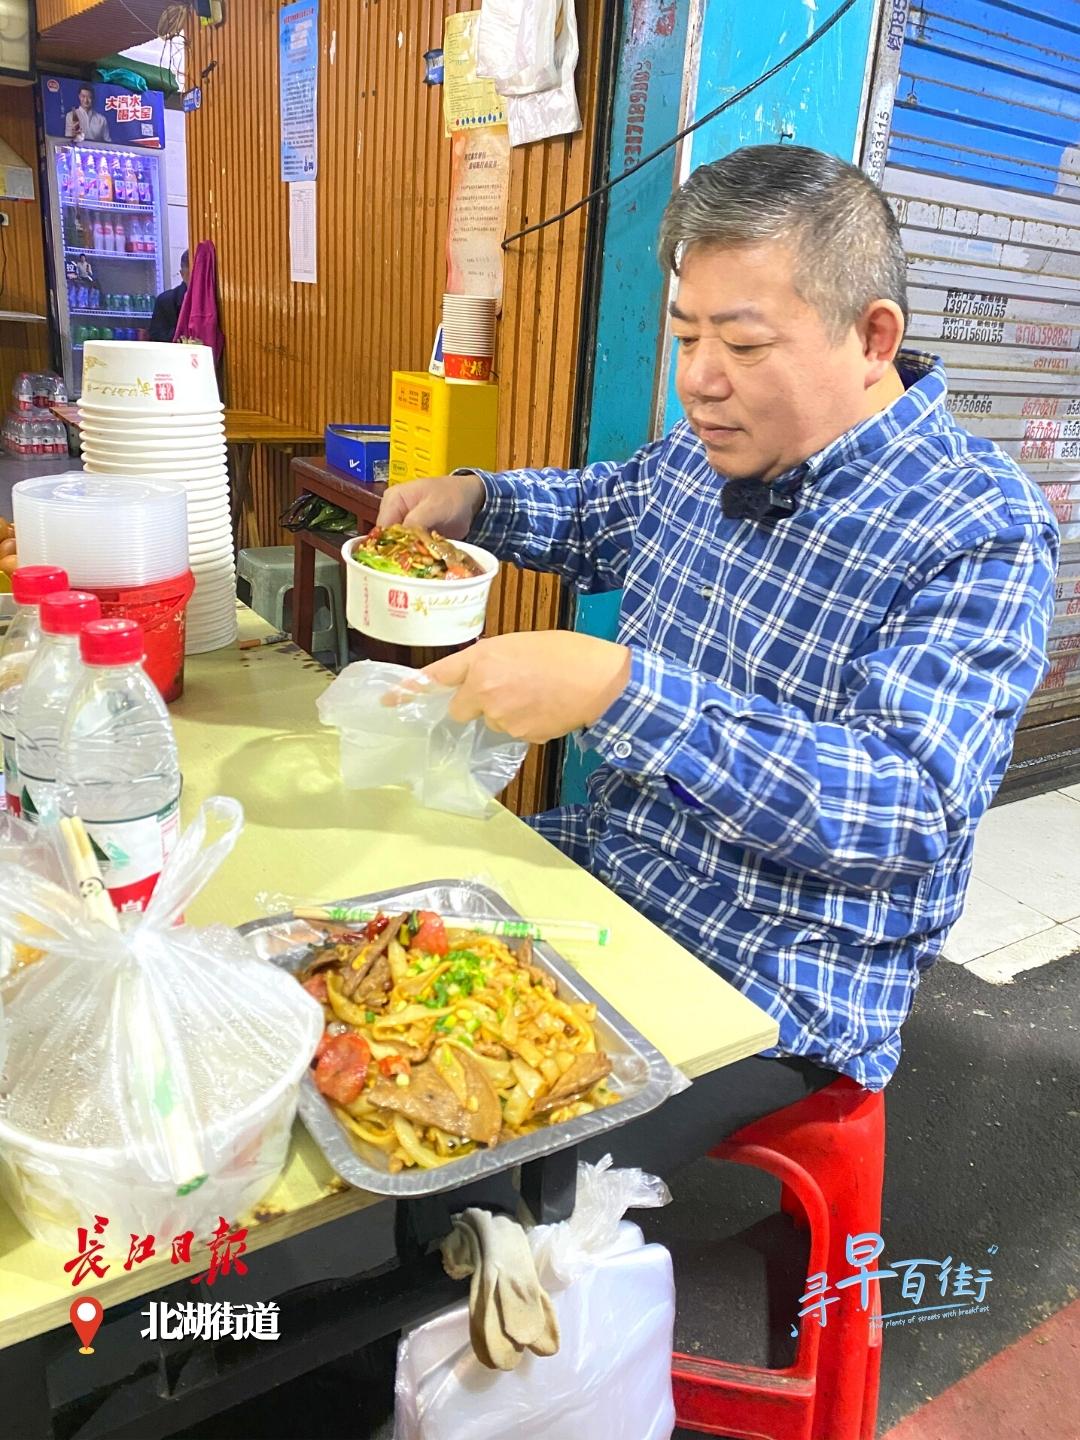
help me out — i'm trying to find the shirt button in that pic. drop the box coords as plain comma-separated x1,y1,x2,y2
612,739,633,760
699,586,716,600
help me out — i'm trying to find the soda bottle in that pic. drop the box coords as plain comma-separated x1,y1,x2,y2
92,220,104,250
73,152,86,204
15,591,102,827
97,156,112,204
57,619,182,912
122,157,137,205
136,161,150,206
0,567,70,816
110,156,122,202
103,220,115,253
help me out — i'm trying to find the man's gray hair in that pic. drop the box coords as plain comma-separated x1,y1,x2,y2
659,145,909,338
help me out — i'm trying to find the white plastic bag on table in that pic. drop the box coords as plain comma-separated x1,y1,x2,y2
0,797,324,1252
394,1156,676,1440
0,806,70,983
317,661,527,818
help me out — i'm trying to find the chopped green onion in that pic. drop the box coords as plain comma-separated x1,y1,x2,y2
365,1010,375,1024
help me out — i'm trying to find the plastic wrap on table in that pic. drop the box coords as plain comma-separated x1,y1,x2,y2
393,1156,676,1439
316,661,527,817
0,797,324,1252
239,879,686,1198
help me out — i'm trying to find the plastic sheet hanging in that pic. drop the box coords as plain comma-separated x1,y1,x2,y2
394,1155,676,1439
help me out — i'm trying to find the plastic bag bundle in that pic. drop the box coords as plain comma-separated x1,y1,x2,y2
0,797,324,1251
394,1156,676,1440
317,661,527,818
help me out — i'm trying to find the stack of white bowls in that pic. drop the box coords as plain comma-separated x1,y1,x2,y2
442,293,497,384
78,339,236,653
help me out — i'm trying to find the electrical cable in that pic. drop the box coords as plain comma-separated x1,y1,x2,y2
502,0,861,249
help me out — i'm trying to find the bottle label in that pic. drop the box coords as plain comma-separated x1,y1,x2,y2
1,737,18,817
19,774,57,827
83,796,181,913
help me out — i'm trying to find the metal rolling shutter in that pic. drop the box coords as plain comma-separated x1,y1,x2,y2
882,0,1080,720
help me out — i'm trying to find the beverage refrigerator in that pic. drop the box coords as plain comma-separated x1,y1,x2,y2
40,138,169,398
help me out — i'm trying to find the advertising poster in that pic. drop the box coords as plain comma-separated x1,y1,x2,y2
40,75,165,148
279,0,319,182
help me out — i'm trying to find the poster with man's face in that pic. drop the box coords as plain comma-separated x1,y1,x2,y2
40,74,165,148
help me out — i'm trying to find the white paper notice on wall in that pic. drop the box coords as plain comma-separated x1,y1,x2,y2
289,181,317,284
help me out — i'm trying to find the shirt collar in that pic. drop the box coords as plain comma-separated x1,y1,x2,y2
770,349,947,496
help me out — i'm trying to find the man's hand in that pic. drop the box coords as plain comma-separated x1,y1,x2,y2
375,473,486,539
421,631,632,744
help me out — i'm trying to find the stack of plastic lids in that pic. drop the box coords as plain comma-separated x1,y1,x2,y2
77,339,235,653
12,473,188,587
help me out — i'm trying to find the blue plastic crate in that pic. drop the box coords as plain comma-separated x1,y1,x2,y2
325,424,391,484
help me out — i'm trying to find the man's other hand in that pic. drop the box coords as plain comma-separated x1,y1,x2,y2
420,632,632,744
375,473,486,539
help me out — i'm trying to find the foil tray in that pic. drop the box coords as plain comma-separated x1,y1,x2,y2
239,880,680,1197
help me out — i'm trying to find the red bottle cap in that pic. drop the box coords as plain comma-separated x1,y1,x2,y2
80,618,144,666
10,566,69,605
39,591,102,636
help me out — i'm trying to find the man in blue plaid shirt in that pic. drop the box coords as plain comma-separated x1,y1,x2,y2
380,146,1057,1143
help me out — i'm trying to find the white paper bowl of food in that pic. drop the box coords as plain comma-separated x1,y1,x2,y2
342,526,497,645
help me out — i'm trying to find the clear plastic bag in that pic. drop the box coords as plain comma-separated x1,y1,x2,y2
0,797,324,1252
317,661,527,818
394,1156,676,1440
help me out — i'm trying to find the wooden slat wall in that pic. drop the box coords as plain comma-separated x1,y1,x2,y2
0,86,51,402
36,0,100,29
186,2,605,815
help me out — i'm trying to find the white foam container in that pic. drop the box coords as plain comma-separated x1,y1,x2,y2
342,534,497,645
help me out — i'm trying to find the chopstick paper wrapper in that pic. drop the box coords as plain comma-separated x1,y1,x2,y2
293,904,611,948
58,817,207,1193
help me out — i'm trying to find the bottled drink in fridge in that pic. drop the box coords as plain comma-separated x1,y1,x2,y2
122,157,137,205
136,160,150,206
93,220,104,250
0,567,70,815
15,591,102,826
74,151,86,203
57,619,182,911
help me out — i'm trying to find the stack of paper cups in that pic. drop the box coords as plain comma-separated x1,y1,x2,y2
442,294,497,383
77,340,236,654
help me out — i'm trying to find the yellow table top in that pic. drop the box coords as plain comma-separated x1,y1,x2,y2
0,610,777,1349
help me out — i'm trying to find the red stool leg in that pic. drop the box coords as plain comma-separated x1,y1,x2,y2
677,1080,886,1440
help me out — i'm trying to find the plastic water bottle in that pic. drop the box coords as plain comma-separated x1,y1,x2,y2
15,591,102,826
57,619,181,912
0,567,69,815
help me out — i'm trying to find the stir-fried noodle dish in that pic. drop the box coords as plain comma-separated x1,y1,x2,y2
298,910,617,1171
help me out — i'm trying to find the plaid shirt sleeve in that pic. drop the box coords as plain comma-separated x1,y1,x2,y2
467,437,667,593
586,529,1056,891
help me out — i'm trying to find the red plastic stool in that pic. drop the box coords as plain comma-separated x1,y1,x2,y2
672,1077,885,1440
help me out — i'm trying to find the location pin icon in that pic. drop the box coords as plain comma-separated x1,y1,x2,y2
70,1296,104,1354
